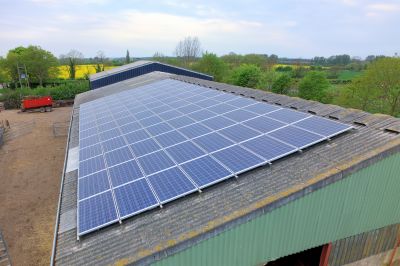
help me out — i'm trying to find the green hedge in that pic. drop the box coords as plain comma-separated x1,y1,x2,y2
0,81,89,109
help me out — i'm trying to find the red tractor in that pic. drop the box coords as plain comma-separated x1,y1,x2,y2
21,96,53,112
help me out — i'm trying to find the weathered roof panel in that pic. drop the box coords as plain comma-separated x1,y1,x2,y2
52,73,400,266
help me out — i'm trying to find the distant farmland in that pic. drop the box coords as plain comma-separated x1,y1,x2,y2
57,65,115,79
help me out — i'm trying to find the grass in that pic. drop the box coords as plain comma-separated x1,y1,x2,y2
337,70,363,80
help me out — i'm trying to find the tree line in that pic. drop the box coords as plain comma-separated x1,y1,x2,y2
0,37,399,116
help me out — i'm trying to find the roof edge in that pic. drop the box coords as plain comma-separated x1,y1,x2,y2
170,75,400,134
120,130,400,265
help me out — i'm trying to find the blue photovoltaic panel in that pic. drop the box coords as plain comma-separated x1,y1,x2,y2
243,116,286,134
102,136,126,153
146,122,173,136
138,150,175,175
78,191,118,235
80,126,98,139
104,146,134,167
195,98,220,108
265,108,310,123
168,116,195,128
80,144,102,161
155,131,186,148
193,132,234,153
212,145,264,173
268,126,325,149
78,170,110,200
166,141,205,164
242,135,297,161
79,155,105,178
226,97,256,108
223,109,255,122
178,123,212,139
207,103,237,114
243,103,281,115
158,109,182,120
219,124,260,143
114,179,158,218
201,116,235,130
130,138,161,157
77,78,352,236
187,109,216,121
293,116,352,137
147,167,197,203
108,160,143,187
181,156,232,188
124,129,150,144
80,134,100,149
120,122,142,134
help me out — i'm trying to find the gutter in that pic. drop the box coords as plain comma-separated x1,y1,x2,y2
50,105,75,266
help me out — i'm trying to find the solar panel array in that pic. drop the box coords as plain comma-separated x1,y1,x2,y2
77,79,352,236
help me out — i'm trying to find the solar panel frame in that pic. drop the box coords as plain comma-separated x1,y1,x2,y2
77,78,353,236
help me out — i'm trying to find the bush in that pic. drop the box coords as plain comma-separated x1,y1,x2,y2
275,66,293,72
298,71,330,102
229,64,262,88
271,74,292,95
0,81,89,109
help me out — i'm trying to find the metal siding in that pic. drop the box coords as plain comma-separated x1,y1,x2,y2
152,153,400,266
328,224,400,266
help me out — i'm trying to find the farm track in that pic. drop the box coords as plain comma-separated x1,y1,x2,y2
0,107,72,266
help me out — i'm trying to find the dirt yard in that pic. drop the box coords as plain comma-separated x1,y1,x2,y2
0,107,72,266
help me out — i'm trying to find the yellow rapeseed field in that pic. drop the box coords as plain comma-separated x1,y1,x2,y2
58,64,115,79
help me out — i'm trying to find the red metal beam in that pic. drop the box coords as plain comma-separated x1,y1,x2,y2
389,234,400,266
319,243,332,266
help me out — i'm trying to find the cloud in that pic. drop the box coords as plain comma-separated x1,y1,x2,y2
367,3,400,12
29,0,109,6
340,0,359,6
48,10,293,55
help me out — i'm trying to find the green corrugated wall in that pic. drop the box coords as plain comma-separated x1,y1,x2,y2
153,152,400,266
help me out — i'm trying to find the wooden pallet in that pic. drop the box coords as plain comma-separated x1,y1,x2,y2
0,230,11,266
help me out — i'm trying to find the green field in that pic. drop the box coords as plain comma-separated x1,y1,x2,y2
337,70,363,80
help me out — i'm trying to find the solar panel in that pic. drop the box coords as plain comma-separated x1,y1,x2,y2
77,78,353,236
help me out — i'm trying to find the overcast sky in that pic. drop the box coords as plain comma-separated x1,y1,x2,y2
1,0,399,58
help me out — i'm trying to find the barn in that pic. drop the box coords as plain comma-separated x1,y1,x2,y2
51,70,400,266
88,60,213,90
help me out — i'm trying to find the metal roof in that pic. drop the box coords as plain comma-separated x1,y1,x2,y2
89,60,213,82
52,72,400,266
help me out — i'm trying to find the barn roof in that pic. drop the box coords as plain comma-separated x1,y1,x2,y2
52,71,400,266
88,61,213,90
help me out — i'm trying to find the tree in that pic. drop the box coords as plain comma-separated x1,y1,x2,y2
60,49,83,79
298,71,329,102
94,50,108,73
125,50,130,64
153,52,165,62
192,52,228,82
271,74,292,95
0,57,11,85
3,45,59,86
220,52,243,68
338,58,400,116
229,64,262,88
175,36,201,66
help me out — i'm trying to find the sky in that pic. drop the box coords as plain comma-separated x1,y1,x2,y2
0,0,399,59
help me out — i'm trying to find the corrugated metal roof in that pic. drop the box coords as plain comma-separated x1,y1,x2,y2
52,72,400,266
89,60,153,80
89,60,212,82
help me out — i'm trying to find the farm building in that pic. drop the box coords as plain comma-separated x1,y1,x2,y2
51,70,400,266
88,60,213,90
